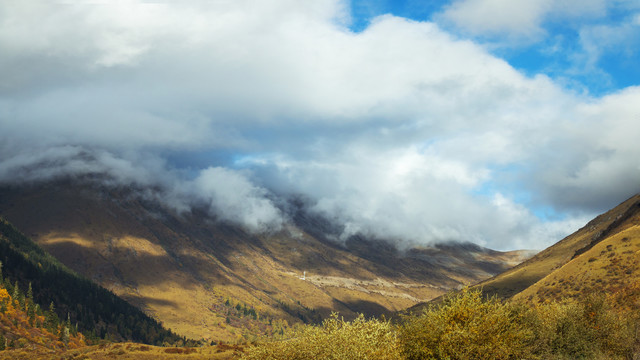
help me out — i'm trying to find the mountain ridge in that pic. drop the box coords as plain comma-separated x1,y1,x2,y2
404,193,640,316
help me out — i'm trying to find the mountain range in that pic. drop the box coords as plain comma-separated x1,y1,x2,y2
0,179,529,342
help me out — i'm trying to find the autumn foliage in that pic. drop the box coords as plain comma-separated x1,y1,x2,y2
0,282,85,351
242,288,639,360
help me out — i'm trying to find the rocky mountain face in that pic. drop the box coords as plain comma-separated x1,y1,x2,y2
0,180,530,341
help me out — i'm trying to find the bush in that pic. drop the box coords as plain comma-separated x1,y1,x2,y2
533,295,636,359
400,289,636,360
241,313,401,360
400,288,535,360
242,289,638,360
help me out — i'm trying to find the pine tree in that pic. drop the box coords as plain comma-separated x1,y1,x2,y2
26,282,33,306
60,326,70,346
26,282,35,326
11,281,19,305
45,301,58,331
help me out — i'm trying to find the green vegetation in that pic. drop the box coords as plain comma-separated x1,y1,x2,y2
0,217,185,346
242,288,639,360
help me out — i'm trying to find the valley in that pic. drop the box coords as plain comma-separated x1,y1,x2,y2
0,180,529,342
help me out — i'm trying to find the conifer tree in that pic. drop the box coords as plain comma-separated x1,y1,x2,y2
60,326,70,346
26,282,33,305
11,281,19,305
46,301,58,331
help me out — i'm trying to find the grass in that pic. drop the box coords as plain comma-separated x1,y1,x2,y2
0,342,244,360
475,195,640,301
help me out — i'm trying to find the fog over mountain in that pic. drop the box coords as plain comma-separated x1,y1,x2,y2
1,0,640,250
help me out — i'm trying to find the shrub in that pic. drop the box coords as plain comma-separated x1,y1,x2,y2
533,295,636,360
241,313,401,360
242,289,639,360
399,288,535,360
400,289,637,360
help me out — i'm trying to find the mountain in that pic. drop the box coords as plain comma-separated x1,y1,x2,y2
475,193,640,303
404,193,640,319
0,179,529,342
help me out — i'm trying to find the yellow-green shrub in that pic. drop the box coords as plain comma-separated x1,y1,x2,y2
532,295,635,359
400,289,636,360
241,313,401,360
399,288,535,360
243,289,638,360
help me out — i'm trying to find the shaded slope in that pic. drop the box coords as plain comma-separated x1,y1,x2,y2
0,180,529,341
0,216,183,345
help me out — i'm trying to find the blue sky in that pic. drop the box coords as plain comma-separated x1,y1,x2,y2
1,0,640,250
349,0,640,95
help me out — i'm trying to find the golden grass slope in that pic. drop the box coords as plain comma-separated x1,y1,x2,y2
515,220,640,304
476,194,640,300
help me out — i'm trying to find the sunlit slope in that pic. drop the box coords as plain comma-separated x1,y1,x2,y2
514,212,640,304
475,194,640,299
0,180,527,342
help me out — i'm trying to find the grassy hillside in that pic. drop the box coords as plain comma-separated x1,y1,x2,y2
0,217,185,345
475,194,640,300
515,218,640,304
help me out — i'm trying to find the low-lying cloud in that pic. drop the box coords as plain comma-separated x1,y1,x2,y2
1,0,639,250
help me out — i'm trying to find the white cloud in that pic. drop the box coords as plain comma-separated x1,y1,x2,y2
438,0,606,41
191,167,285,233
529,86,640,210
575,16,640,73
0,0,639,251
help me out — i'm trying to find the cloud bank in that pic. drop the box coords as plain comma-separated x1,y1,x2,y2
1,0,639,250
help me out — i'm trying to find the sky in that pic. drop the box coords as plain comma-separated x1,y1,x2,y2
1,0,639,251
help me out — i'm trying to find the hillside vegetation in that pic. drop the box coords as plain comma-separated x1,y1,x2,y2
242,288,638,360
0,279,86,352
0,217,185,345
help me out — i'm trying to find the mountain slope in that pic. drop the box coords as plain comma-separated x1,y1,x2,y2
0,216,183,345
475,194,640,300
0,180,529,341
